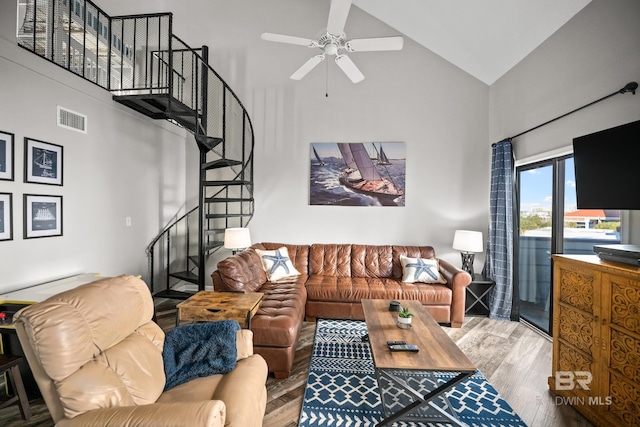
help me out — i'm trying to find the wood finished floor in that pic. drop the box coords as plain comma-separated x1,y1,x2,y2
0,307,594,427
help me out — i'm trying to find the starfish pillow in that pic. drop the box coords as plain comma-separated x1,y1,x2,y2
255,247,301,281
399,255,446,284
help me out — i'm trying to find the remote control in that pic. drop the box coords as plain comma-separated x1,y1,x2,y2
386,340,406,346
389,344,419,352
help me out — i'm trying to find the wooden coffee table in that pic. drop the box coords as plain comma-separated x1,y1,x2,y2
176,291,264,328
362,299,476,427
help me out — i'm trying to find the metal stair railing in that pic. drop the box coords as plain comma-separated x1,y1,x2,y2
16,0,255,297
142,35,255,297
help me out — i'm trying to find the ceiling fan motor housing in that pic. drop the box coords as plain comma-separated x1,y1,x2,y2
318,33,346,55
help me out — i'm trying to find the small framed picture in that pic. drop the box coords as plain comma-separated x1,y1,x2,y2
25,138,63,186
0,193,12,241
0,130,14,181
24,194,63,239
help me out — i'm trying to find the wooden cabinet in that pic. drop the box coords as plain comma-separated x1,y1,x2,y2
549,255,640,426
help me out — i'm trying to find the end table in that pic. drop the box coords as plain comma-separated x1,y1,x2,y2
465,274,496,316
176,291,264,328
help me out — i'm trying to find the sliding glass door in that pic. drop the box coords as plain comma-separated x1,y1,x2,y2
516,156,620,334
518,161,555,334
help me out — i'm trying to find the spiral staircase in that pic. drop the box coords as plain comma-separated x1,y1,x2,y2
17,2,254,297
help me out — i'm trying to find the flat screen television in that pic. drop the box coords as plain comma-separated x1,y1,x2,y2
573,119,640,210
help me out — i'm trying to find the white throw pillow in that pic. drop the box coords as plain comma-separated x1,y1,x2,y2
255,247,301,281
400,255,446,284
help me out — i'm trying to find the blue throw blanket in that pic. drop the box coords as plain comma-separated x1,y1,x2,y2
163,320,240,390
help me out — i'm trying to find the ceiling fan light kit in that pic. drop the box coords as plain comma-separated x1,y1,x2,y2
261,0,404,84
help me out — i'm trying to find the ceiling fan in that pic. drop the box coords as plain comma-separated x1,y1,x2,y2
261,0,404,83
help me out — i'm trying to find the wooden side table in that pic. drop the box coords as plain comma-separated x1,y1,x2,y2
0,354,31,420
176,291,264,328
465,274,496,316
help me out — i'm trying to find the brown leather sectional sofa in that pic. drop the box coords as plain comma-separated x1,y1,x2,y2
211,243,472,378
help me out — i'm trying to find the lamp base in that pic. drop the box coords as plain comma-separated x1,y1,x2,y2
460,252,475,277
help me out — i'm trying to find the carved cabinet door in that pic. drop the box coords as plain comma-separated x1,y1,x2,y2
600,272,640,426
552,259,602,402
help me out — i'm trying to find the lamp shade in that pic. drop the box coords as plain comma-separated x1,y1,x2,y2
452,230,483,253
224,227,251,249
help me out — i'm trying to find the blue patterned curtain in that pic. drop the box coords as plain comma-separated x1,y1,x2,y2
483,140,514,320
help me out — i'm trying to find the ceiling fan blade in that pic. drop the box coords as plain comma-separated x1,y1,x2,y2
290,55,325,80
261,32,317,47
345,36,404,52
327,0,351,35
335,54,364,83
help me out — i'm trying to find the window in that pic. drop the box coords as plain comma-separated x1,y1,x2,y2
516,154,621,334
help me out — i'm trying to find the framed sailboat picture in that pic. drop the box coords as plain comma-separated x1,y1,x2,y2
0,193,12,241
310,142,406,207
24,194,63,239
0,130,14,181
25,138,63,186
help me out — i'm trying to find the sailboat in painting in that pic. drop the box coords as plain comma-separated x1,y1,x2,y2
35,150,53,170
377,144,392,165
313,146,326,166
337,143,403,202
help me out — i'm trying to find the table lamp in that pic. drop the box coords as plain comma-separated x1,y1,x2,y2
452,230,483,277
224,227,251,254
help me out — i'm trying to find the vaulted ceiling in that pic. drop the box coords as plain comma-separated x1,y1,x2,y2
352,0,592,85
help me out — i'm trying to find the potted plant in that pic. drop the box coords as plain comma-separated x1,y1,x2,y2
397,306,414,327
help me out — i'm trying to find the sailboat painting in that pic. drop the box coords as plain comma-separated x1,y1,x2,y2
25,138,63,185
0,130,13,181
310,142,406,206
0,192,10,241
24,194,63,238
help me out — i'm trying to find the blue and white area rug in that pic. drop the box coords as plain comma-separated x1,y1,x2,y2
299,319,527,427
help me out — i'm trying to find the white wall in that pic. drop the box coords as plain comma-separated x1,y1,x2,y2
2,0,494,289
0,4,189,292
106,0,492,271
489,0,640,243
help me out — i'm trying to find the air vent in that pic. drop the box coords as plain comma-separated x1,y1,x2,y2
57,106,87,134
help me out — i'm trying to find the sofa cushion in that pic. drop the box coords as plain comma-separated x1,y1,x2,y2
158,355,268,427
57,331,165,418
351,244,393,278
310,244,352,277
250,277,307,348
255,247,301,281
400,255,447,284
305,275,452,305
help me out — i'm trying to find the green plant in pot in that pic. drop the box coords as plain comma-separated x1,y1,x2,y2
397,306,414,326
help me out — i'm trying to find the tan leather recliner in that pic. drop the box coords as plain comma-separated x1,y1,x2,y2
14,275,267,427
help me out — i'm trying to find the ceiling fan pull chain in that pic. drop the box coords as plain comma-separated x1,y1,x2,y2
326,58,330,97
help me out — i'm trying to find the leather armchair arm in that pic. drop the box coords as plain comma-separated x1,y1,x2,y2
236,329,254,360
56,401,226,427
212,249,267,292
439,258,472,327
